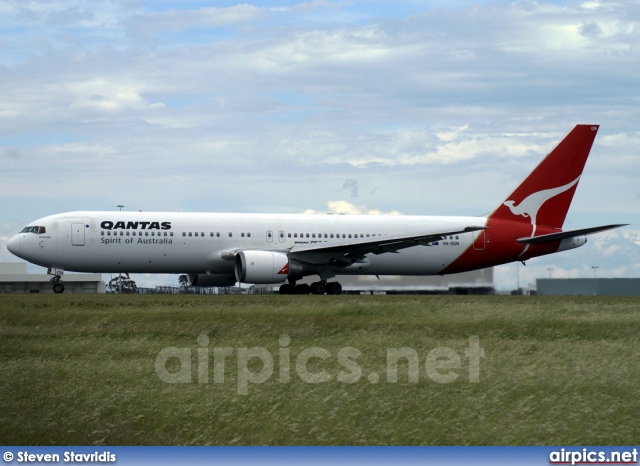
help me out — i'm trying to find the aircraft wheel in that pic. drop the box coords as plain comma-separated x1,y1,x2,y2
53,283,65,294
310,281,326,295
326,282,342,295
294,284,311,295
279,284,294,295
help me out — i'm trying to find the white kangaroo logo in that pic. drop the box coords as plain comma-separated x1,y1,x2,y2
503,176,580,225
503,176,580,256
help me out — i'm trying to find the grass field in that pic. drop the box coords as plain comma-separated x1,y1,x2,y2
1,294,639,446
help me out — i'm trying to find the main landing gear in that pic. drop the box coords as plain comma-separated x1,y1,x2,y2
279,281,343,295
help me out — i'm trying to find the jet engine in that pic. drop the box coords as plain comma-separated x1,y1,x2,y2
187,273,237,287
234,250,313,284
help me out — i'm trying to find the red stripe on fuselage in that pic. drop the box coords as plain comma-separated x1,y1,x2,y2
440,218,560,274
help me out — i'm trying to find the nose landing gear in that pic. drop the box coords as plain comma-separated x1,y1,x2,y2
52,281,65,294
49,267,65,294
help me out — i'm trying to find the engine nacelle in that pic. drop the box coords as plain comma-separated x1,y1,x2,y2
234,250,289,284
187,273,237,287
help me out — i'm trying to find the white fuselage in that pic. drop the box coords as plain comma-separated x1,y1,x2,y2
9,211,485,277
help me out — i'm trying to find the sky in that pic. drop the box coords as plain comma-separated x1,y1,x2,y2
1,0,639,290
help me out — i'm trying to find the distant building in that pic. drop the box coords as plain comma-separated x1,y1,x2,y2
336,268,494,294
537,278,640,296
253,268,494,295
0,263,105,294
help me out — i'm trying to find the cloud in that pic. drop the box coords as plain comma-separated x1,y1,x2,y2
46,7,94,26
67,78,147,113
303,201,402,216
129,4,266,35
3,148,22,160
342,179,359,197
291,1,351,13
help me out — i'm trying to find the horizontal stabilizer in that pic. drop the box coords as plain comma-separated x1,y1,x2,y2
517,224,628,245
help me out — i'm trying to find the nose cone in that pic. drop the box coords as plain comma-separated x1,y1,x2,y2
7,235,21,256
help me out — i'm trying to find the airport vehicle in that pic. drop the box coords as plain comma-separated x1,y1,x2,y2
7,125,625,294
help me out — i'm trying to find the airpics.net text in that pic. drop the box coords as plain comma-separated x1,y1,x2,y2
155,335,484,395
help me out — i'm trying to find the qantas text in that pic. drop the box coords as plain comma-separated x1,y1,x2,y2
100,221,171,230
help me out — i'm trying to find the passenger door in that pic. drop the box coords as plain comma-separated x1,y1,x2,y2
71,223,85,246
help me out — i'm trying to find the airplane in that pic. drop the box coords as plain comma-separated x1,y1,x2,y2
7,124,627,294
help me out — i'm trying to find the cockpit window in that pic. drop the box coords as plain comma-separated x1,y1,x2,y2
20,226,45,234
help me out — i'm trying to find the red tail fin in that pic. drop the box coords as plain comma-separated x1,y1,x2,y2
490,124,599,229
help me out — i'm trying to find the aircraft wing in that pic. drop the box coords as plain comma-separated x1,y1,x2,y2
288,225,487,265
517,224,627,245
